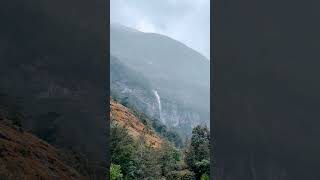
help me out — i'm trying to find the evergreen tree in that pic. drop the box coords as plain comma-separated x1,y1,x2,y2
110,123,136,178
185,125,210,179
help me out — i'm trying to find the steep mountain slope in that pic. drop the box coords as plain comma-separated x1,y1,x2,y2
110,24,210,136
110,99,162,148
111,55,159,120
0,0,107,174
0,120,86,179
111,55,199,138
214,1,320,179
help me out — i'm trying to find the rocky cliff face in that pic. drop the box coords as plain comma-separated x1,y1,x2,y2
111,55,208,137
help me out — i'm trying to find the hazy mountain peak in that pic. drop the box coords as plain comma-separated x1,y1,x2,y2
110,23,141,33
110,23,209,61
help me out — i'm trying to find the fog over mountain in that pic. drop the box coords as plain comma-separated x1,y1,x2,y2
110,0,210,59
110,24,209,137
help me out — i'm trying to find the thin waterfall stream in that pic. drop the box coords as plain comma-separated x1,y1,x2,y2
153,90,163,123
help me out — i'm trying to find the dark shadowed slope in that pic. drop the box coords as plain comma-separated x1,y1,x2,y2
0,120,86,180
0,0,107,178
214,0,320,179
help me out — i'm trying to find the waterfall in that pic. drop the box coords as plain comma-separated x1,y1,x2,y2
153,90,163,123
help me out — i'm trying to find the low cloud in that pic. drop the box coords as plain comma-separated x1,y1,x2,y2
111,0,210,59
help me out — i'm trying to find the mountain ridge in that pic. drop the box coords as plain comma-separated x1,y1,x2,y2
111,23,210,61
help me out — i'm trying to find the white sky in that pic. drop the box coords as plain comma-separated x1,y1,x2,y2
110,0,210,59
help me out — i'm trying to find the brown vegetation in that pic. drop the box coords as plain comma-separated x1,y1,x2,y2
0,120,86,180
110,100,162,148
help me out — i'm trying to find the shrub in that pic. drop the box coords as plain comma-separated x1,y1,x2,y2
201,173,209,180
110,164,123,180
167,170,195,180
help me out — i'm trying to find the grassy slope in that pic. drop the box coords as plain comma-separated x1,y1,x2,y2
110,99,163,148
0,120,86,179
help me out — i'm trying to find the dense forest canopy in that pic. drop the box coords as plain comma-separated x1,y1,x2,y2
110,120,211,180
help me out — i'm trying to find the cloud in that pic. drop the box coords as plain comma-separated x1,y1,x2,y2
134,18,157,33
110,0,210,59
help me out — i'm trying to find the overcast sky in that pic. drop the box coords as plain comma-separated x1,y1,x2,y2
110,0,210,59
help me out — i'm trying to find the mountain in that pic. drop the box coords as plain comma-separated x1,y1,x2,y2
111,55,159,120
110,98,191,179
214,0,320,179
110,99,162,148
0,120,86,179
110,24,210,137
0,0,107,177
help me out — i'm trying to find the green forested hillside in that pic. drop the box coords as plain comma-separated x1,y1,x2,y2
110,100,210,180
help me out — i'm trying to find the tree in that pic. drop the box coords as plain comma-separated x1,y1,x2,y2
200,173,209,180
110,123,136,178
167,170,195,180
185,125,210,179
110,164,123,180
158,142,181,177
132,135,162,179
